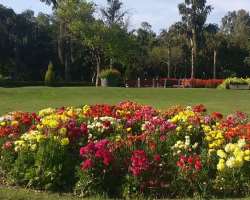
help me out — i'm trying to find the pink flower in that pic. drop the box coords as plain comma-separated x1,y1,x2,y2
81,159,93,170
129,150,149,176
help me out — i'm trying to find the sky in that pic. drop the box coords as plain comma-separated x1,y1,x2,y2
0,0,250,33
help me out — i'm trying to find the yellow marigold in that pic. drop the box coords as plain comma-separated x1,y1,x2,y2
11,120,19,126
38,108,56,117
61,138,70,146
217,159,225,171
126,127,132,132
82,105,90,114
59,127,67,137
217,150,227,159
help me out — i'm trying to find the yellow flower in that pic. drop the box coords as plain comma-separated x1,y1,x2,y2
176,126,182,132
82,105,90,114
126,127,132,132
217,159,225,171
61,138,70,146
59,128,67,136
0,121,6,126
11,120,19,126
226,157,236,168
217,150,227,159
225,143,235,153
30,144,37,151
115,135,121,142
244,156,250,161
244,150,250,156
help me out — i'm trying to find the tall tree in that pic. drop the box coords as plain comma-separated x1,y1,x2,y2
204,24,224,78
178,0,212,78
39,0,58,8
101,0,127,27
101,0,128,68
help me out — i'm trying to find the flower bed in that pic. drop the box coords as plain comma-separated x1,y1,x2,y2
0,102,250,198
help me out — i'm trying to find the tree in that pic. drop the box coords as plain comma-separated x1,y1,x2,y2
178,0,212,78
39,0,58,8
222,10,250,48
204,24,224,78
45,61,55,85
101,0,128,68
101,0,127,27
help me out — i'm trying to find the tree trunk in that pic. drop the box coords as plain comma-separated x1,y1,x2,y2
213,49,217,79
58,22,65,65
95,54,101,87
191,46,195,79
64,39,71,81
167,47,171,78
110,58,113,69
64,47,71,81
190,29,197,79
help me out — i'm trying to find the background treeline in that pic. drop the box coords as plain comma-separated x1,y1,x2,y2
0,0,250,85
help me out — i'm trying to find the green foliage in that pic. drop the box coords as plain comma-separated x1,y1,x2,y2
218,77,250,89
9,137,78,191
100,68,121,87
44,62,55,86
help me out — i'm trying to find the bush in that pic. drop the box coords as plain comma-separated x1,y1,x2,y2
100,69,121,87
44,62,55,86
218,77,250,89
0,81,92,88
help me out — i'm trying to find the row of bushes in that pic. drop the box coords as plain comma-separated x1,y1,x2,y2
125,78,224,88
218,77,250,89
181,79,224,88
0,102,250,199
0,81,93,88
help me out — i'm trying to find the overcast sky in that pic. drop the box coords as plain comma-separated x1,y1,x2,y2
0,0,250,33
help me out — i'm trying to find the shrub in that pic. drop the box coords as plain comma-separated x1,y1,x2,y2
44,62,55,86
100,68,121,87
218,77,250,89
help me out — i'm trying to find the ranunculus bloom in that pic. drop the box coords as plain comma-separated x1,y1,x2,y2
130,150,149,176
81,159,93,170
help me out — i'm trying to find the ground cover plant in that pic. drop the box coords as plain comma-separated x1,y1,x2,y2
1,101,250,199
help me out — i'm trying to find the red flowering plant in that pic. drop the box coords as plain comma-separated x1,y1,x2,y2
76,139,122,196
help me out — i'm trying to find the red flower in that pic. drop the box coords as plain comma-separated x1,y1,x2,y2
129,150,149,176
211,112,223,120
193,104,207,113
2,141,13,150
80,123,88,135
194,160,202,171
81,159,93,170
153,154,161,162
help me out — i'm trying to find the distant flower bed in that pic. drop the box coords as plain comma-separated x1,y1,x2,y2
0,102,250,198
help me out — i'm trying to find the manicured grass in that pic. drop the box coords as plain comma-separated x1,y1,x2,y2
0,87,250,115
0,186,102,200
0,186,250,200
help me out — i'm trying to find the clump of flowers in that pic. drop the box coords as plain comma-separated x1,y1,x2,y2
216,139,250,171
129,150,149,176
177,154,202,172
80,139,113,170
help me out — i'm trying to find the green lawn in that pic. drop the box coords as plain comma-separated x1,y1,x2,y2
0,186,250,200
0,186,102,200
0,87,250,115
1,86,250,199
